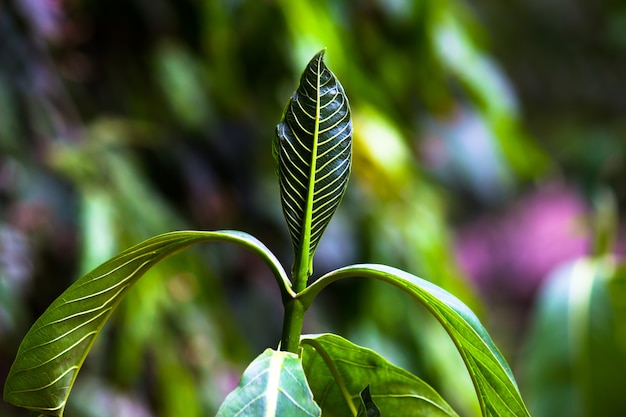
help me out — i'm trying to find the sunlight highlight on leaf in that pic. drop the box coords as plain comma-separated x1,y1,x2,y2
215,349,321,417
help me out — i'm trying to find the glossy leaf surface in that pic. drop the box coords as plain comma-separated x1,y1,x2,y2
216,348,321,417
300,333,458,417
3,230,291,416
274,49,352,280
299,264,531,417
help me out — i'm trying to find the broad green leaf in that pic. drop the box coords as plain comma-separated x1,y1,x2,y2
300,333,458,417
3,230,291,416
299,264,531,417
216,348,321,417
523,257,626,417
274,49,352,283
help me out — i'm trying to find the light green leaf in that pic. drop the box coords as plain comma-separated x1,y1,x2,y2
216,348,321,417
274,49,352,284
299,264,531,417
3,230,291,416
300,333,458,417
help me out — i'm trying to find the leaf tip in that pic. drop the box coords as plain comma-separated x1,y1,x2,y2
311,48,327,65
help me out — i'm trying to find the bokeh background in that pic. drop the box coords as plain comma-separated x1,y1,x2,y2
1,0,625,416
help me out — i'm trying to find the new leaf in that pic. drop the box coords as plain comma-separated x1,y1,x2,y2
274,49,352,286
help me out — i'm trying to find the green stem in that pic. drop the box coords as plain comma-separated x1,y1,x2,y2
281,298,306,353
281,253,312,352
292,257,311,293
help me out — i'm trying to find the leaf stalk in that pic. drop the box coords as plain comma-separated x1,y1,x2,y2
281,298,306,353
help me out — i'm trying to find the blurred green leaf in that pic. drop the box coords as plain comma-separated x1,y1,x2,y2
524,257,626,417
278,0,347,73
153,41,213,129
215,348,321,417
522,260,582,417
591,188,618,257
431,5,548,180
79,190,117,274
3,230,291,416
300,264,531,417
300,333,458,417
274,49,352,283
155,344,202,417
352,105,480,312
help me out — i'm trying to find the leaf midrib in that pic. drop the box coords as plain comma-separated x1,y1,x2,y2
295,57,322,289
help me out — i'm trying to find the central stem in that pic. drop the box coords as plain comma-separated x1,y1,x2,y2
281,298,306,353
281,261,311,352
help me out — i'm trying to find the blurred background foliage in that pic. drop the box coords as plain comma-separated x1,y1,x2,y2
1,0,625,416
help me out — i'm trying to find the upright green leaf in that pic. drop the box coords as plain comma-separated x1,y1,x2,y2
523,257,626,417
274,49,352,284
299,264,531,417
300,333,458,417
3,230,291,416
216,349,321,417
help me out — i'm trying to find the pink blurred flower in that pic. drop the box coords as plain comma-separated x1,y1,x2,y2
455,183,590,301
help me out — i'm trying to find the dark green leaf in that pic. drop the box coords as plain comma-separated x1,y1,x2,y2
274,49,352,280
300,333,458,417
216,348,321,417
299,265,531,417
3,230,291,416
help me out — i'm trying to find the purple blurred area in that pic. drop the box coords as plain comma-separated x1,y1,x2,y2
455,183,591,302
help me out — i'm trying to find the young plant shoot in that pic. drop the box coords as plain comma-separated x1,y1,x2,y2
3,50,531,417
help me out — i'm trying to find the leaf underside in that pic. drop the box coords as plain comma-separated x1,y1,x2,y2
216,348,321,417
3,230,289,416
274,49,352,275
300,333,459,417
